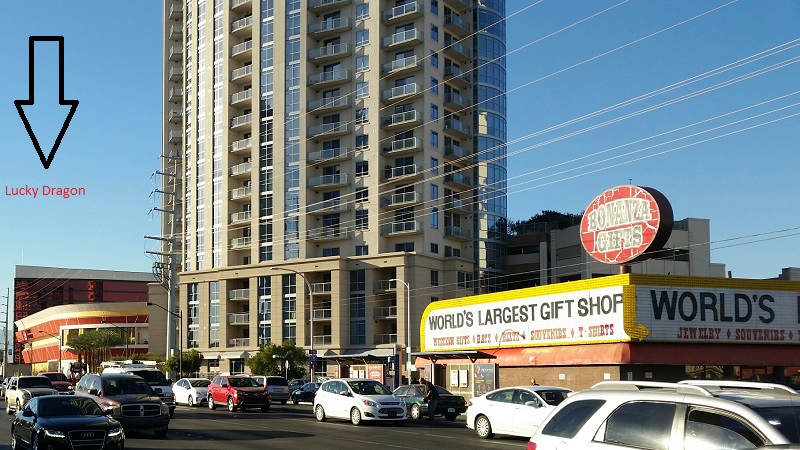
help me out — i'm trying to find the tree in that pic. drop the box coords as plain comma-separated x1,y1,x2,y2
248,341,308,380
166,349,204,378
508,210,583,235
67,329,124,372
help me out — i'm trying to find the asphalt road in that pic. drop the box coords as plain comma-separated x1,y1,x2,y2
0,400,530,450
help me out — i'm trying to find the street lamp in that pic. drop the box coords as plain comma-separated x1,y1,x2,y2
147,302,182,377
102,319,130,358
38,329,62,374
271,268,314,382
389,278,411,385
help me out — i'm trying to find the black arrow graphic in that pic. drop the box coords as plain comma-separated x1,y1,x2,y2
14,36,79,170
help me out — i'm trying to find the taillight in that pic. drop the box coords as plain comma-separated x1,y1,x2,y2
468,401,473,407
525,442,537,450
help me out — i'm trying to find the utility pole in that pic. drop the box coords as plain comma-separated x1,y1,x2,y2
2,288,9,378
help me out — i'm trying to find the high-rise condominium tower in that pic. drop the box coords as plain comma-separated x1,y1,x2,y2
160,0,506,376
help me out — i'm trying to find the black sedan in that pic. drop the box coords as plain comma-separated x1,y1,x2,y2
11,395,124,450
290,382,320,404
393,384,468,421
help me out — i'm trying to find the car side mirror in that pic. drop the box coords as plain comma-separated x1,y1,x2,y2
22,410,35,417
154,388,163,394
524,401,540,408
88,388,99,396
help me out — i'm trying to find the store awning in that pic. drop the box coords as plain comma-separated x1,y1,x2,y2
221,351,250,359
410,350,497,363
320,348,394,364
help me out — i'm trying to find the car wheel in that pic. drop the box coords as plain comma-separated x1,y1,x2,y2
169,408,175,418
187,396,194,407
410,403,422,420
445,413,458,421
208,396,216,410
154,427,168,438
292,396,299,405
31,432,40,450
314,404,326,422
350,407,362,426
475,415,494,439
227,396,237,412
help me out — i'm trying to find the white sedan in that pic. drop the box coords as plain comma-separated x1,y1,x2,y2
466,385,572,439
172,377,211,407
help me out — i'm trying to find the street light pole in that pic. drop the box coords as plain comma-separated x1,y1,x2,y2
271,268,314,382
2,288,9,378
147,302,182,378
389,278,411,385
38,330,62,374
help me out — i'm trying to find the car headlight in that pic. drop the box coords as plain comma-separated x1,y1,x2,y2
161,403,169,415
361,399,378,407
108,427,123,437
22,392,32,400
44,429,66,438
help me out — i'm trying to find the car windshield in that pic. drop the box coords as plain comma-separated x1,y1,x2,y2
190,379,211,387
103,378,155,395
41,373,70,383
348,380,392,396
129,370,168,385
435,386,452,395
38,397,103,417
18,377,54,389
750,406,800,443
229,377,260,388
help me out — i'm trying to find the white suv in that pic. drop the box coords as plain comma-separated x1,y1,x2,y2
313,378,406,425
528,381,797,449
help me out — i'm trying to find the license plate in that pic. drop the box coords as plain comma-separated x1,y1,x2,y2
388,412,397,418
447,408,455,412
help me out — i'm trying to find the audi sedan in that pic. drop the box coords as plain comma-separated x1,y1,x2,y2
11,395,124,450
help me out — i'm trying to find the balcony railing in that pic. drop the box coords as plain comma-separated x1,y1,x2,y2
444,92,470,109
381,55,422,74
375,334,398,344
169,45,182,61
230,236,252,248
381,110,422,128
231,64,253,81
375,306,398,318
168,130,182,143
380,220,421,235
230,161,252,176
229,289,250,300
308,69,351,86
231,88,253,104
307,227,351,240
308,121,350,137
231,0,252,9
229,338,250,347
445,225,472,241
168,66,183,80
168,88,182,101
444,172,471,187
445,198,471,213
444,13,471,35
444,118,471,136
230,186,252,200
444,66,471,85
382,83,422,102
444,40,471,61
311,282,332,294
381,191,420,208
230,137,252,153
230,211,252,224
382,137,421,155
308,17,351,35
382,29,422,49
382,1,422,23
444,144,468,159
308,0,350,12
308,43,351,61
228,312,250,324
312,335,333,346
312,309,333,320
308,173,349,188
308,198,349,214
231,15,253,34
231,39,253,58
307,146,352,163
230,113,252,129
308,95,350,112
384,164,421,180
373,280,397,292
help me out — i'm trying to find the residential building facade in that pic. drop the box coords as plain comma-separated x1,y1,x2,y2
160,0,508,376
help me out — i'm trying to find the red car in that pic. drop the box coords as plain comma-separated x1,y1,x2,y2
207,375,271,412
37,372,74,395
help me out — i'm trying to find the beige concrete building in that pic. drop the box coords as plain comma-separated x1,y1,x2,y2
160,0,509,378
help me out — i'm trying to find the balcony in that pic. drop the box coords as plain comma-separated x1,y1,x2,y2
445,225,472,241
230,236,251,249
312,308,333,320
375,334,398,345
230,210,252,224
229,288,250,301
311,282,332,294
308,173,349,188
308,43,351,63
230,161,252,177
168,45,182,61
231,39,253,60
444,14,471,37
307,146,352,164
381,137,422,156
308,226,351,241
381,55,422,75
381,110,422,130
382,1,422,24
168,2,183,19
308,121,350,138
380,220,421,236
381,83,422,103
308,0,351,13
230,186,252,201
444,172,472,188
229,338,250,347
308,198,349,214
231,0,252,10
168,129,182,143
444,92,470,110
444,40,471,62
381,191,421,209
373,280,397,292
169,109,182,123
444,144,469,160
228,312,250,325
168,87,182,102
230,137,252,154
230,112,252,130
308,69,351,87
231,88,253,105
444,117,471,138
308,17,351,38
382,29,422,50
444,66,471,87
312,335,333,346
384,164,422,181
168,66,183,81
231,15,253,36
168,25,183,41
231,64,253,83
308,95,351,113
374,306,398,318
445,198,471,214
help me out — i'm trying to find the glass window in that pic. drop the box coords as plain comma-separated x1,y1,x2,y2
356,55,369,73
355,187,368,203
541,400,606,439
601,401,676,450
430,157,439,174
355,82,369,99
322,247,340,256
355,108,369,124
355,245,368,255
430,270,439,286
430,77,439,95
431,184,438,200
430,243,439,253
430,131,439,147
356,161,369,176
685,408,765,449
356,29,369,47
356,3,369,20
431,207,439,229
356,210,368,229
431,24,439,41
430,51,439,68
430,104,439,120
355,134,369,149
431,0,438,14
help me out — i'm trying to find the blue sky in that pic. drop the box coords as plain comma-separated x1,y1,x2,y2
0,1,797,320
